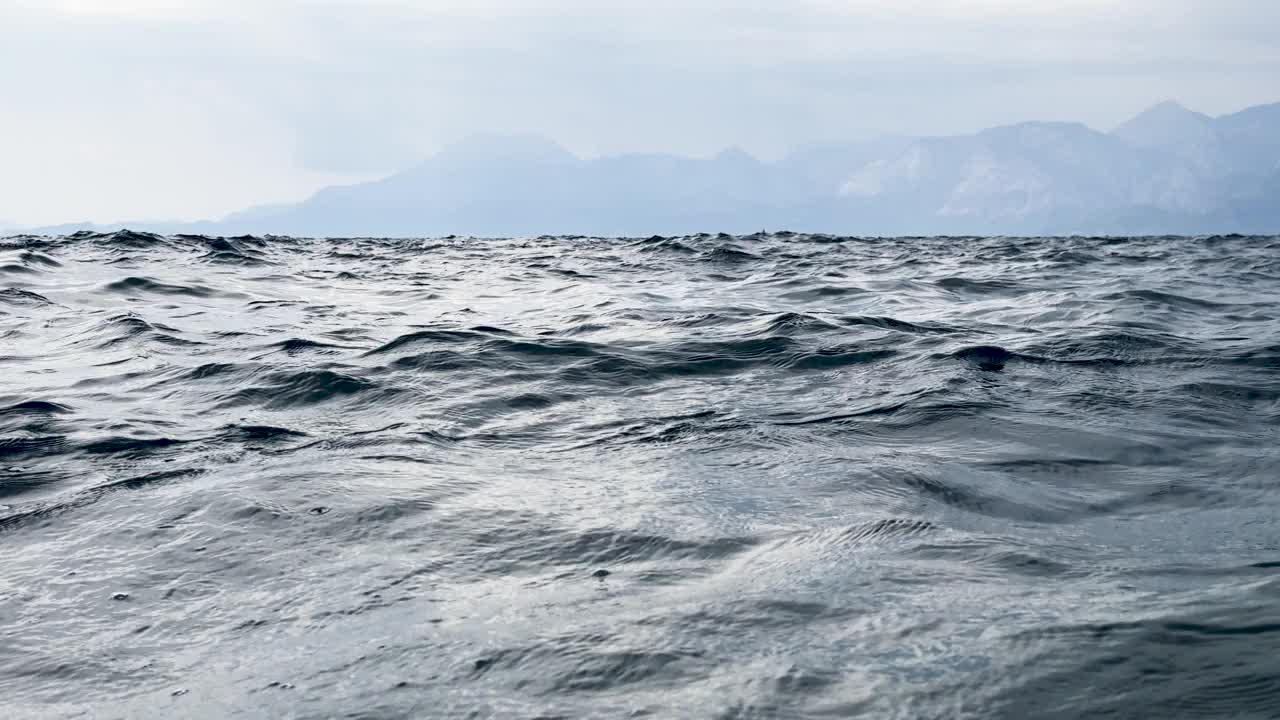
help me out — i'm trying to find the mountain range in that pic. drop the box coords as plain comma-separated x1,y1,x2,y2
25,100,1280,237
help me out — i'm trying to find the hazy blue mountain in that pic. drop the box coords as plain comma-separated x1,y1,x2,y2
1112,101,1224,172
1110,100,1280,211
21,100,1280,237
841,123,1181,218
218,135,809,237
1203,102,1280,176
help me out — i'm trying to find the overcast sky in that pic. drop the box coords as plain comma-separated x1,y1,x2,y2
2,0,1277,226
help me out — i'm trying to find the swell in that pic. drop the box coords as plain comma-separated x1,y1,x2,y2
370,327,902,385
0,231,1277,719
101,276,222,298
943,329,1211,370
0,468,206,534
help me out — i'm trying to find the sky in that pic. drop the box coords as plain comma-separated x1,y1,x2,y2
1,0,1277,227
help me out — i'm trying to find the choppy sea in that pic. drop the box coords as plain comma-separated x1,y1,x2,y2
3,231,1280,719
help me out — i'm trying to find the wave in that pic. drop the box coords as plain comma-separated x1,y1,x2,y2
0,231,1277,718
101,276,223,298
0,289,54,306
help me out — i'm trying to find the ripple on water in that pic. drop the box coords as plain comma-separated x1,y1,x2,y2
0,232,1277,718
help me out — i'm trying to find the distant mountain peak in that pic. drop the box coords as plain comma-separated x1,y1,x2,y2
1112,100,1218,163
1116,100,1212,133
980,120,1096,137
1148,99,1192,113
433,133,579,166
712,146,759,164
1217,101,1280,126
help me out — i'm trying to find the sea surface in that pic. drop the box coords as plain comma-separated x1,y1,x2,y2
2,231,1280,719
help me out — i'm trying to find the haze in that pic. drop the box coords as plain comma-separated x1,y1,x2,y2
2,0,1278,228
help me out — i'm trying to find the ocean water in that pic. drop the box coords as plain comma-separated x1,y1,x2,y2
2,230,1280,719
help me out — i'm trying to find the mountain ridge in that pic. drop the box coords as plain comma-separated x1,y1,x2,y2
15,100,1280,237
